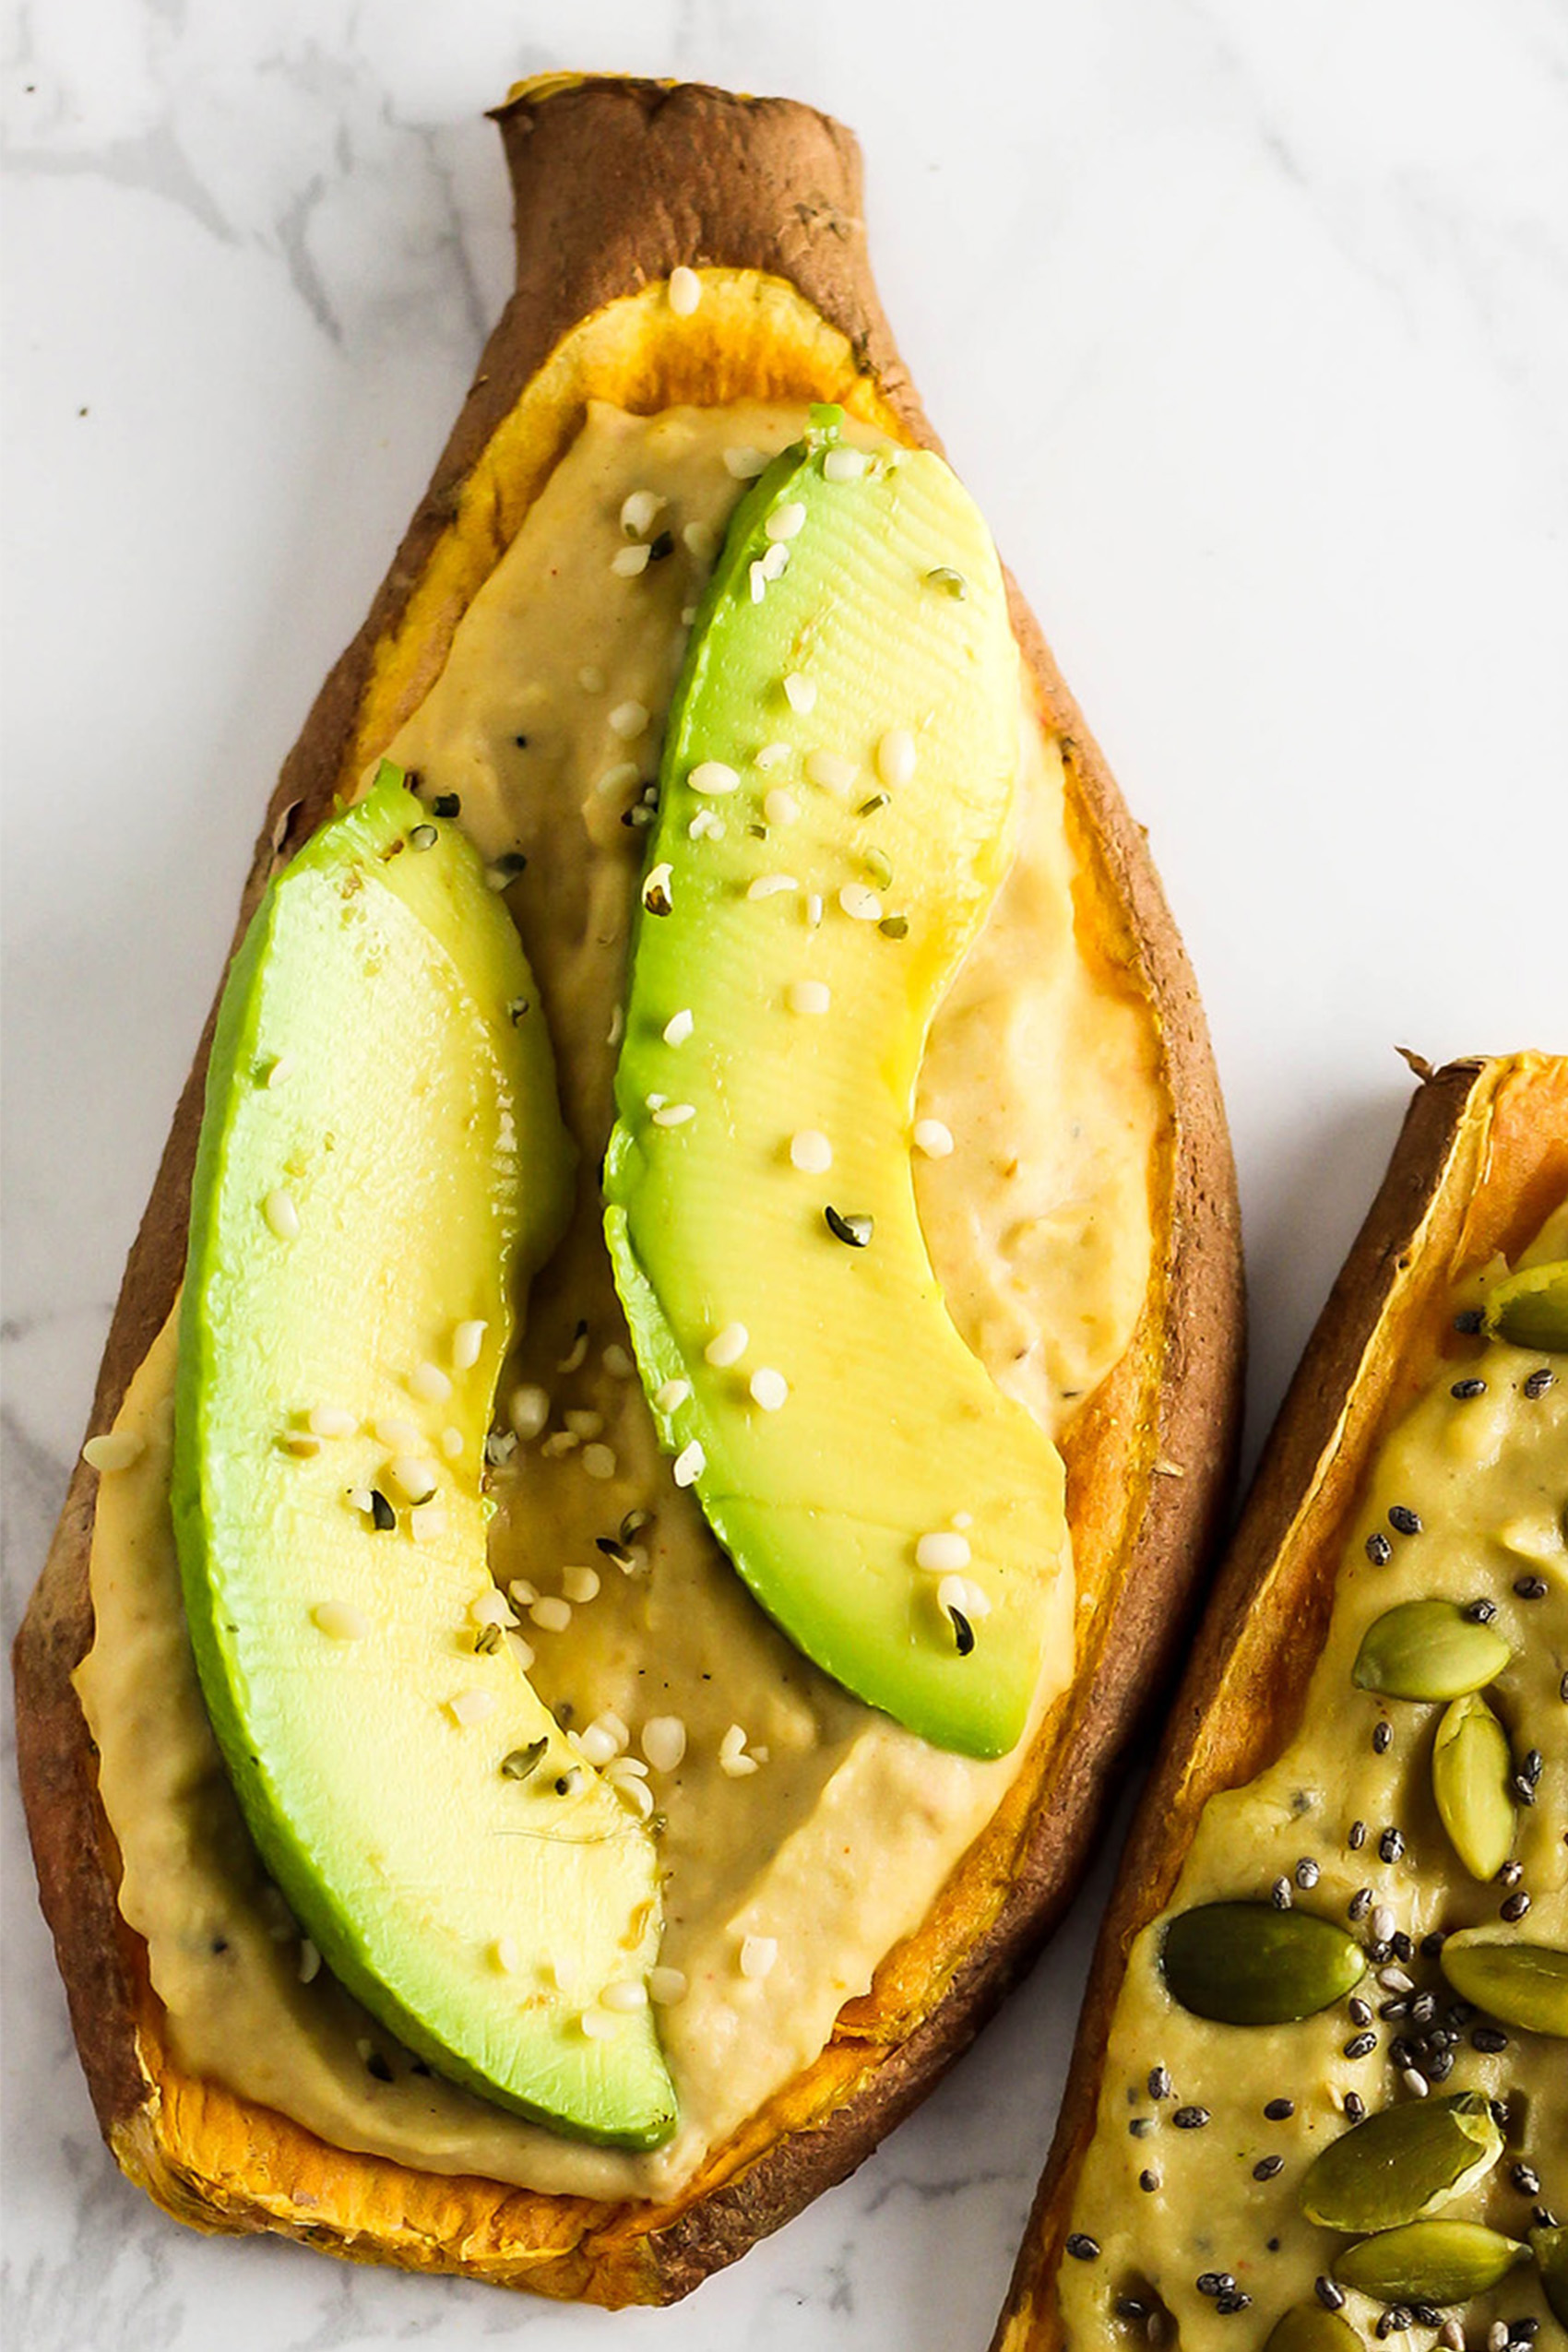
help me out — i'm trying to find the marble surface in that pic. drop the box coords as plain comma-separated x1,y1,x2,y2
4,5,1566,2346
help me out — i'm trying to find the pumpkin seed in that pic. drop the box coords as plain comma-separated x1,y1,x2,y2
1350,1598,1511,1701
1530,2224,1568,2327
1264,2310,1362,2351
1431,1692,1515,1880
1160,1902,1366,2025
1334,2218,1528,2303
1439,1930,1568,2037
1300,2092,1502,2232
1484,1257,1568,1353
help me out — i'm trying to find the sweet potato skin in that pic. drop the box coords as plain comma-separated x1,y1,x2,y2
992,1049,1568,2352
13,77,1242,2306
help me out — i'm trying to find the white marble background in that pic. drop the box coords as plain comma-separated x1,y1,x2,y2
4,4,1565,2347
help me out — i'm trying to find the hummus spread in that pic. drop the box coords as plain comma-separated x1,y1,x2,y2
1059,1204,1568,2346
76,400,1159,2202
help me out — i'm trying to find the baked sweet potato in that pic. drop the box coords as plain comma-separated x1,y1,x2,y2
14,75,1241,2305
993,1049,1568,2349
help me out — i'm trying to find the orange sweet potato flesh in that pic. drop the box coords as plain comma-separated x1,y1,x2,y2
992,1049,1568,2351
13,77,1243,2305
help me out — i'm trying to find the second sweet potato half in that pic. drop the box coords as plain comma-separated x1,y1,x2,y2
997,1051,1568,2348
14,77,1241,2304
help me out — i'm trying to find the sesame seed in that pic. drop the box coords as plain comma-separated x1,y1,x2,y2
748,561,767,602
642,1716,687,1773
808,750,858,795
264,1188,300,1240
723,446,767,480
937,1573,992,1622
876,728,917,788
612,543,650,577
916,1531,972,1573
579,2006,619,2039
577,664,605,693
805,893,824,928
1372,1904,1397,1942
914,1118,955,1158
750,1367,789,1411
375,1415,421,1449
575,1723,618,1767
719,1723,757,1776
609,699,648,740
505,1631,534,1670
656,1377,692,1412
562,1565,601,1605
706,1323,749,1367
1403,2067,1430,2097
600,1978,648,2013
748,873,798,900
781,671,817,716
347,1485,375,1515
689,761,739,797
762,790,799,834
619,490,666,539
683,518,719,562
755,742,792,771
652,1101,695,1127
471,1589,517,1630
663,1008,694,1046
669,265,701,316
509,1384,550,1440
648,1966,688,2006
607,1003,625,1043
740,1934,778,1979
312,1599,370,1641
642,862,674,915
581,1443,617,1479
493,1936,521,1974
82,1431,145,1473
408,1499,447,1543
404,1363,450,1408
838,882,883,921
790,1129,833,1173
265,1052,293,1087
446,1689,499,1727
823,446,866,482
766,501,806,542
529,1596,573,1633
298,1939,322,1984
452,1320,487,1371
408,824,438,851
602,1343,635,1378
388,1456,439,1503
564,1408,603,1440
672,1440,706,1488
787,979,830,1016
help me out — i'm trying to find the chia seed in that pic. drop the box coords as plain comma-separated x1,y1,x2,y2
1348,1820,1368,1850
1295,1858,1320,1889
1379,1825,1405,1863
1253,2154,1285,2180
1365,1531,1393,1566
1344,2030,1377,2060
1523,1367,1555,1398
1472,2025,1508,2053
1388,1504,1422,1536
1064,2233,1099,2261
1466,1598,1499,1622
1372,1721,1393,1755
1316,2276,1347,2311
1264,2098,1294,2120
1514,1575,1549,1600
1148,2065,1172,2100
1501,1890,1532,1922
1453,1308,1483,1334
1172,2106,1210,2131
1271,1877,1292,1910
1138,2168,1159,2192
1451,1377,1488,1398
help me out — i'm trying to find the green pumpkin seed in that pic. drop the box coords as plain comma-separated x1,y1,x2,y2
1334,2219,1528,2303
1300,2092,1502,2232
1531,2225,1568,2327
1265,2310,1363,2351
1484,1258,1568,1353
1431,1691,1515,1880
1160,1901,1366,2025
1440,1930,1568,2037
1351,1598,1511,1701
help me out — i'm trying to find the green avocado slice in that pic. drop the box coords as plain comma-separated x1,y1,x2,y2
172,764,675,2147
604,413,1074,1760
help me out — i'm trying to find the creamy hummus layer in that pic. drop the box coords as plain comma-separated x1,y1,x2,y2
1059,1203,1568,2346
76,400,1159,2202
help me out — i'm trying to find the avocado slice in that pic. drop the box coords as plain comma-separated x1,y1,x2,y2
172,764,675,2147
604,413,1073,1760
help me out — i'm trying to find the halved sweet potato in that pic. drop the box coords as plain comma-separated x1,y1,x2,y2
992,1049,1568,2349
14,76,1241,2305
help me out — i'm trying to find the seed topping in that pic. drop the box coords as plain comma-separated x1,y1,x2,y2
668,265,701,316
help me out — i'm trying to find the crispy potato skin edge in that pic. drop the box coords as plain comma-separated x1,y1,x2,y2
13,75,1242,2308
992,1049,1568,2352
